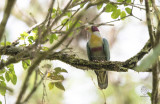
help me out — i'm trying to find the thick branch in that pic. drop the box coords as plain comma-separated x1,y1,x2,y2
145,0,160,103
145,0,154,46
0,0,16,41
124,39,152,69
0,39,152,72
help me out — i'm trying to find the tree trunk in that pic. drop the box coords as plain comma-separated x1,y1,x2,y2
152,60,160,104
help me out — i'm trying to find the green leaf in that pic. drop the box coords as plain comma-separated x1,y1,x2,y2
105,3,117,12
117,0,124,2
0,42,4,46
57,9,62,15
20,32,29,40
55,82,65,91
66,12,72,17
54,67,67,73
97,3,103,10
147,92,152,98
140,0,143,4
42,47,49,51
0,42,11,46
0,76,4,81
6,41,11,45
111,9,121,19
10,74,17,85
66,20,73,31
7,64,14,70
73,0,80,3
61,69,68,73
22,60,30,70
50,34,58,44
125,7,132,14
5,72,10,82
28,36,34,44
56,75,64,80
32,27,38,34
52,14,56,18
0,101,2,104
75,22,80,28
7,64,15,74
48,82,55,90
0,81,6,96
120,11,126,19
22,61,28,70
54,67,67,74
0,69,5,75
126,0,131,3
50,35,54,44
80,3,85,8
61,18,68,25
54,67,61,73
52,8,57,13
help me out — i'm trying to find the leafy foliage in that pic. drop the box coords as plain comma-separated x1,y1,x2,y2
125,7,132,14
117,0,124,2
120,11,127,19
46,67,67,91
105,3,117,13
5,72,10,82
147,92,152,98
126,0,131,3
0,64,17,96
97,3,103,10
50,34,58,44
0,81,6,96
48,82,55,90
1,0,151,103
105,3,132,19
0,76,5,81
111,9,121,19
55,82,65,91
20,32,29,40
0,41,11,46
0,69,5,75
22,60,31,70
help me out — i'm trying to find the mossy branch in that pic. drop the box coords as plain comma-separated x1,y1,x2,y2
0,39,152,72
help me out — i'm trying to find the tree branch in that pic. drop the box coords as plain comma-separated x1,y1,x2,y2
145,0,160,103
0,0,16,41
145,0,154,46
0,39,152,72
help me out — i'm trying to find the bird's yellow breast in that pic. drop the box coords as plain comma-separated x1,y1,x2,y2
89,34,103,48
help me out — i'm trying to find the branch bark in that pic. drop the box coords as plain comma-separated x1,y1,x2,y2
145,0,160,103
0,0,16,41
0,39,152,72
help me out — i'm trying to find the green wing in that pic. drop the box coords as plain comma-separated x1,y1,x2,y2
86,42,92,61
103,38,110,61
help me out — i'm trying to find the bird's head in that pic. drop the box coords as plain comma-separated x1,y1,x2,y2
85,26,99,33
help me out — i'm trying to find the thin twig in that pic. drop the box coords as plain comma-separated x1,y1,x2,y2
132,15,143,21
4,95,6,104
15,1,85,103
91,7,106,23
21,71,47,104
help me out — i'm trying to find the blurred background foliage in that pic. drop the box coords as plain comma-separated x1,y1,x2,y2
0,0,154,104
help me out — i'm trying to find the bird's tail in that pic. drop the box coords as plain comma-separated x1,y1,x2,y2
95,71,108,89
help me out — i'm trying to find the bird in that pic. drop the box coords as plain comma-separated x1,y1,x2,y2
86,26,110,89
